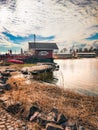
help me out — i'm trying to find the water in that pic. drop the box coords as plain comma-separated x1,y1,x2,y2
53,58,98,96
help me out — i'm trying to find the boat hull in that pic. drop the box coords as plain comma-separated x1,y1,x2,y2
8,59,24,64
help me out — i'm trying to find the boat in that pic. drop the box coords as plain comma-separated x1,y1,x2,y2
7,59,24,64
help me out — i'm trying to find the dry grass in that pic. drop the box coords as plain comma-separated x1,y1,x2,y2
1,72,98,130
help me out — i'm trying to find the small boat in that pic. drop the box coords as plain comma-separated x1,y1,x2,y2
8,59,24,64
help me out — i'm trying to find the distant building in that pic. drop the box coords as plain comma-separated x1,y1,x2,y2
27,42,58,63
21,48,24,55
77,52,96,58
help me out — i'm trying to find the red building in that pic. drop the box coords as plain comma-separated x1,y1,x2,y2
28,42,58,62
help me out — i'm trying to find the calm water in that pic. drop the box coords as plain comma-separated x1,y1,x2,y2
54,58,98,96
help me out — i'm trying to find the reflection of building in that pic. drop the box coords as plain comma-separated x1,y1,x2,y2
27,42,58,62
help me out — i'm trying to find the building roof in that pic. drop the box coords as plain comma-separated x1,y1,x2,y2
29,42,58,50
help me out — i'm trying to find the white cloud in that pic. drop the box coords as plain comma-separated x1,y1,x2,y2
0,0,98,51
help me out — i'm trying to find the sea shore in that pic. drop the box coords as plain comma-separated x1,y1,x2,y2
0,64,98,130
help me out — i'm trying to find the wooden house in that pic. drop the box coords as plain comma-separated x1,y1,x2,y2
28,42,58,63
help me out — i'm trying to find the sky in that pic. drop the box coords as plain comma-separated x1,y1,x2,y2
0,0,98,53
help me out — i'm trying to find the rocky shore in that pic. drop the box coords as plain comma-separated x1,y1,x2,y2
0,107,27,130
0,64,98,130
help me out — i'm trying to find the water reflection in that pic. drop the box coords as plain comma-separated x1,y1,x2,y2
32,71,58,84
54,58,98,96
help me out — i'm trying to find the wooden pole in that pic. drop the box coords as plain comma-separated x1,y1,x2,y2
34,34,36,43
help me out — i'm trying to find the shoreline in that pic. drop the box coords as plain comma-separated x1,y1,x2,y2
0,65,98,130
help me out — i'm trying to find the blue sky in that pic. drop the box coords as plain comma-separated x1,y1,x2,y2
0,0,98,53
2,32,55,44
86,33,98,40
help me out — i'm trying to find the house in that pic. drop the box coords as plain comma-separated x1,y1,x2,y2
27,42,58,63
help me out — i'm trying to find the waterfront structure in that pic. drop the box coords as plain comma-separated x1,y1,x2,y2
53,53,72,59
0,42,58,63
53,52,96,59
27,42,58,62
77,52,96,58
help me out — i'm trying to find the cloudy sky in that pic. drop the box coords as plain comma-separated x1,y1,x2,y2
0,0,98,53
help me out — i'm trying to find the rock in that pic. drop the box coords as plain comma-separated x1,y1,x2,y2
16,120,21,124
22,125,28,130
31,123,42,130
65,120,77,130
5,69,16,73
6,103,22,115
0,79,3,84
0,83,11,92
7,125,14,129
8,127,14,130
0,83,4,87
3,128,7,130
26,105,41,121
37,116,47,127
47,108,59,122
1,72,11,77
14,128,19,130
57,114,68,126
0,107,30,130
21,70,28,75
47,108,68,128
3,84,12,91
0,76,8,83
0,121,5,125
0,88,4,94
46,123,63,130
79,126,85,130
0,124,5,129
30,111,40,122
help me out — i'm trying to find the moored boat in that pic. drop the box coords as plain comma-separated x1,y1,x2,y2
7,59,24,64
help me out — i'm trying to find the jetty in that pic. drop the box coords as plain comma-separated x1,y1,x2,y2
21,63,59,75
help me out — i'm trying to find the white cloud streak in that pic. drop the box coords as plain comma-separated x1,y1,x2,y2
0,0,98,51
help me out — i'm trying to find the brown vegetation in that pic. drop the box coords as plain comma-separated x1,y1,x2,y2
1,71,98,130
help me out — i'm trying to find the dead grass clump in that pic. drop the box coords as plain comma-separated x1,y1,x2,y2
3,74,97,130
27,122,42,130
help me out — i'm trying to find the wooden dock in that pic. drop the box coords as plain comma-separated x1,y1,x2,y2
21,63,58,75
